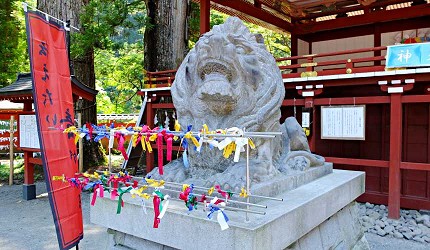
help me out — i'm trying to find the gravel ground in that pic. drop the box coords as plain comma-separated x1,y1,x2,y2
0,182,429,249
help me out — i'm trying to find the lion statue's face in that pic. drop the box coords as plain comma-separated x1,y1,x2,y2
172,17,285,133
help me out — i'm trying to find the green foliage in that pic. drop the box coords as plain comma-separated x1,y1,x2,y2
0,0,31,87
95,43,144,114
71,0,147,59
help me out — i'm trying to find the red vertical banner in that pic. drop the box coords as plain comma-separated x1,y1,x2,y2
25,10,83,249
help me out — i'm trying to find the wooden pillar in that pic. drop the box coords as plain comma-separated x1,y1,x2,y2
305,97,316,152
388,93,402,219
24,151,34,185
374,24,381,66
146,98,154,173
291,33,298,73
200,0,210,35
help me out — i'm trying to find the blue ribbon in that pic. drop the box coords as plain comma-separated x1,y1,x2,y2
83,180,102,191
207,205,229,222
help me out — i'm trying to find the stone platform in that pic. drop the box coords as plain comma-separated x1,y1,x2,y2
91,169,367,250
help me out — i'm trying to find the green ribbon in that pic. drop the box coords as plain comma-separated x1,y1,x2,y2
117,187,132,214
154,190,165,212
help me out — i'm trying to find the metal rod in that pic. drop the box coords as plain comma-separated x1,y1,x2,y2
119,174,283,202
140,87,171,92
246,131,250,222
94,172,268,209
167,197,265,215
50,127,278,138
99,180,266,215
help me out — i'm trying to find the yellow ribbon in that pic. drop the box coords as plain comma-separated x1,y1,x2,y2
149,134,158,142
248,138,256,149
131,133,139,147
208,187,214,195
145,178,165,188
63,126,80,144
239,187,249,198
223,142,236,159
184,132,200,147
182,184,190,192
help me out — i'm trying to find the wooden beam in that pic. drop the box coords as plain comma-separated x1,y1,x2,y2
301,16,430,42
388,93,402,219
297,5,430,36
210,0,295,33
325,157,389,168
200,0,210,35
400,162,430,171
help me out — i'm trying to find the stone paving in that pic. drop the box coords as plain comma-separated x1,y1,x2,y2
358,202,430,244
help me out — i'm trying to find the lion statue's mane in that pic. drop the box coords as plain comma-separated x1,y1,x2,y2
149,17,324,189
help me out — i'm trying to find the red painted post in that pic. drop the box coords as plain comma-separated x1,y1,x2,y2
388,93,402,219
24,151,34,185
200,0,210,35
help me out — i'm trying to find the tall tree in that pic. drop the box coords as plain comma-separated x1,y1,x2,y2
38,0,104,169
38,0,96,124
144,0,189,71
0,0,28,86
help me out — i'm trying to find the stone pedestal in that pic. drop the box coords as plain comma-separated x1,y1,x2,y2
91,170,368,250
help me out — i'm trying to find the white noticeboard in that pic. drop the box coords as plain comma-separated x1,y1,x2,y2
19,115,40,149
321,105,365,140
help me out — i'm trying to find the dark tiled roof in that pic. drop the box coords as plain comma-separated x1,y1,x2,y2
0,73,33,96
0,73,98,102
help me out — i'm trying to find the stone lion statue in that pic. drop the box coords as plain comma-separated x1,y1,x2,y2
149,17,324,189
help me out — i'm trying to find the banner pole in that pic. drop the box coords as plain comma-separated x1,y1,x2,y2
9,116,15,185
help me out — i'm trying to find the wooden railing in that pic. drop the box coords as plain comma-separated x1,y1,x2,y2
143,46,389,86
276,46,387,78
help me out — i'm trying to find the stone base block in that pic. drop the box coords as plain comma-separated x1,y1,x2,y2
23,184,36,200
91,170,367,250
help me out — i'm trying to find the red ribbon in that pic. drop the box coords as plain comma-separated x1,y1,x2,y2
115,132,129,160
86,123,93,140
215,185,230,200
153,195,161,228
90,184,104,206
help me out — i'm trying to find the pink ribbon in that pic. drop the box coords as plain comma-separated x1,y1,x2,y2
153,195,161,228
165,134,173,161
115,132,128,160
91,184,104,206
157,130,165,175
215,185,230,200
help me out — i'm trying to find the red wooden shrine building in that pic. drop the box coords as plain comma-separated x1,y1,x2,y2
132,0,430,219
0,73,97,199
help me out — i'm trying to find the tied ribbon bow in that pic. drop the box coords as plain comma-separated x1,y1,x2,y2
157,130,167,175
63,126,80,145
214,185,233,201
207,197,229,230
145,178,165,188
179,184,198,211
239,187,249,198
93,125,110,142
117,187,132,214
114,131,129,160
84,181,104,206
152,190,170,228
217,127,251,162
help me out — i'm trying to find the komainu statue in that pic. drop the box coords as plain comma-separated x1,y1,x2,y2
149,17,324,189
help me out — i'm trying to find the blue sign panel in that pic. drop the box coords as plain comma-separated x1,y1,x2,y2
386,43,430,68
